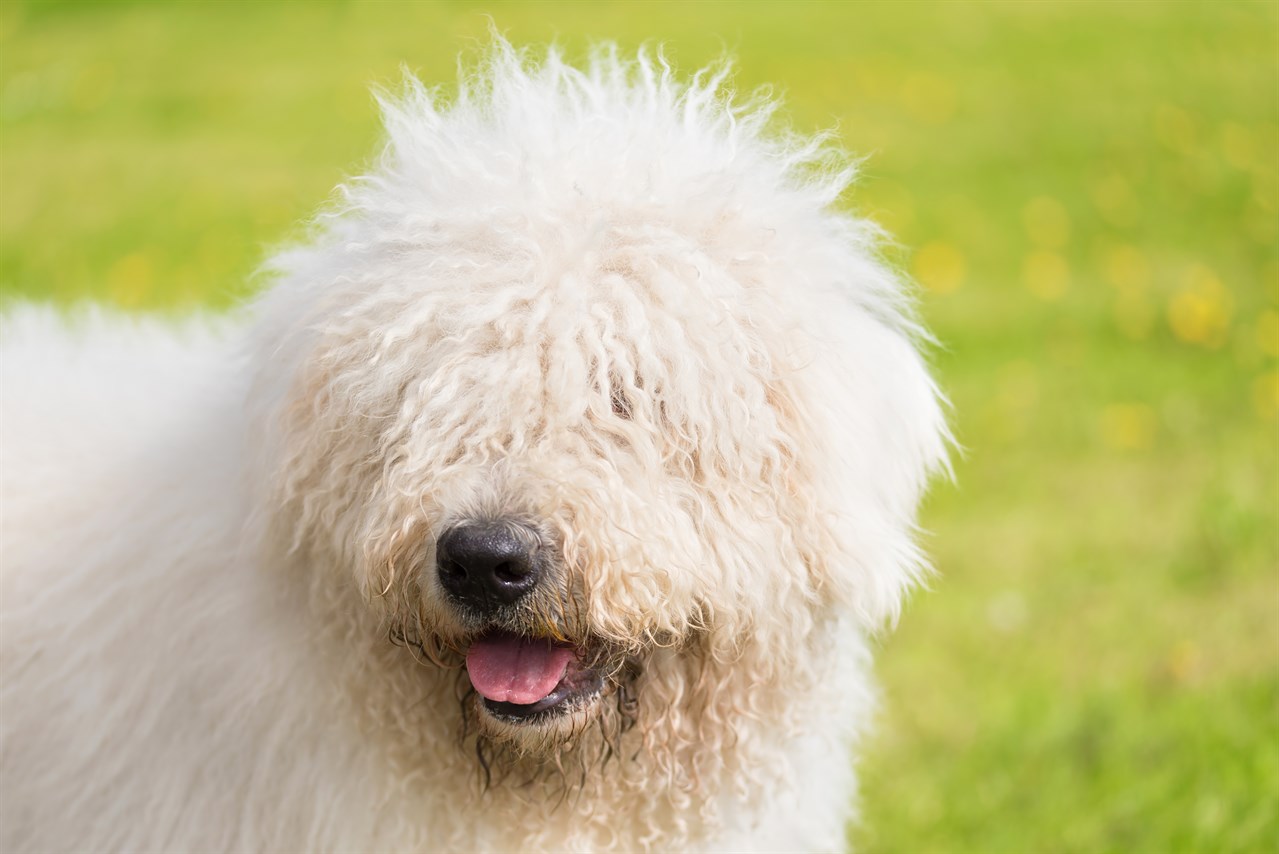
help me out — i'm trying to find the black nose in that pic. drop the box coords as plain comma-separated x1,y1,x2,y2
436,522,541,610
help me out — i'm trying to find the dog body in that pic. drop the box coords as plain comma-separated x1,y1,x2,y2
1,44,946,852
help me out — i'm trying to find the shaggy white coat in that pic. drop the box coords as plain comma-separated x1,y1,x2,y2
0,42,948,852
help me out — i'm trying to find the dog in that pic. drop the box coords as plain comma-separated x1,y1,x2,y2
0,41,948,852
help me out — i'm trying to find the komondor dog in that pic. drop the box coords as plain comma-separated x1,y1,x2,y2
0,41,947,852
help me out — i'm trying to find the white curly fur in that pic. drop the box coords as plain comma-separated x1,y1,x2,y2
0,41,948,852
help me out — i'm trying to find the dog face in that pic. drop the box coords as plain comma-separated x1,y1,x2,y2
252,46,947,758
266,231,839,744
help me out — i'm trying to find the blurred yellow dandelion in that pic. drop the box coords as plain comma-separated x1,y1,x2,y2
108,252,153,307
913,241,966,294
1167,265,1233,347
901,72,957,125
1253,370,1279,420
1023,250,1070,301
1154,104,1197,153
1166,640,1202,684
1219,122,1256,170
1103,244,1150,293
1022,196,1070,249
1090,172,1140,228
1257,310,1279,358
1100,403,1157,451
853,64,890,99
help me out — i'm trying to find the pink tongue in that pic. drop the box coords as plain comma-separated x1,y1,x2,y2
466,635,576,705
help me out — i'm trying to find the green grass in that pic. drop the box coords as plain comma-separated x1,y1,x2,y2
2,1,1276,851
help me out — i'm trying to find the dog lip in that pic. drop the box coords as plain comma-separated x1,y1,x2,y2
481,666,604,723
467,629,604,724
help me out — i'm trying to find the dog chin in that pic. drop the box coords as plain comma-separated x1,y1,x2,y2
474,687,606,743
461,628,608,739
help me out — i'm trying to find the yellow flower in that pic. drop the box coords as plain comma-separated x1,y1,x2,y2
1023,250,1069,301
1100,403,1157,451
1167,640,1202,684
913,241,965,295
901,73,957,125
1167,265,1233,348
1219,122,1255,171
1103,244,1150,293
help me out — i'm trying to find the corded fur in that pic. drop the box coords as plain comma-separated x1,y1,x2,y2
0,39,948,852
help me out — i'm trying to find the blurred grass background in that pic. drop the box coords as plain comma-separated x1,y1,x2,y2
2,1,1276,851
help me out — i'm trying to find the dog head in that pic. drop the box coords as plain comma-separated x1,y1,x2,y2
249,42,948,763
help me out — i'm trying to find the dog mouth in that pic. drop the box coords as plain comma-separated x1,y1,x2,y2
465,630,603,724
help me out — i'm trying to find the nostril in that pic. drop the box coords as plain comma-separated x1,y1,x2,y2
492,561,526,585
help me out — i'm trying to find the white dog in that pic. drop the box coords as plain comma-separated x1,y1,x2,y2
0,42,947,852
